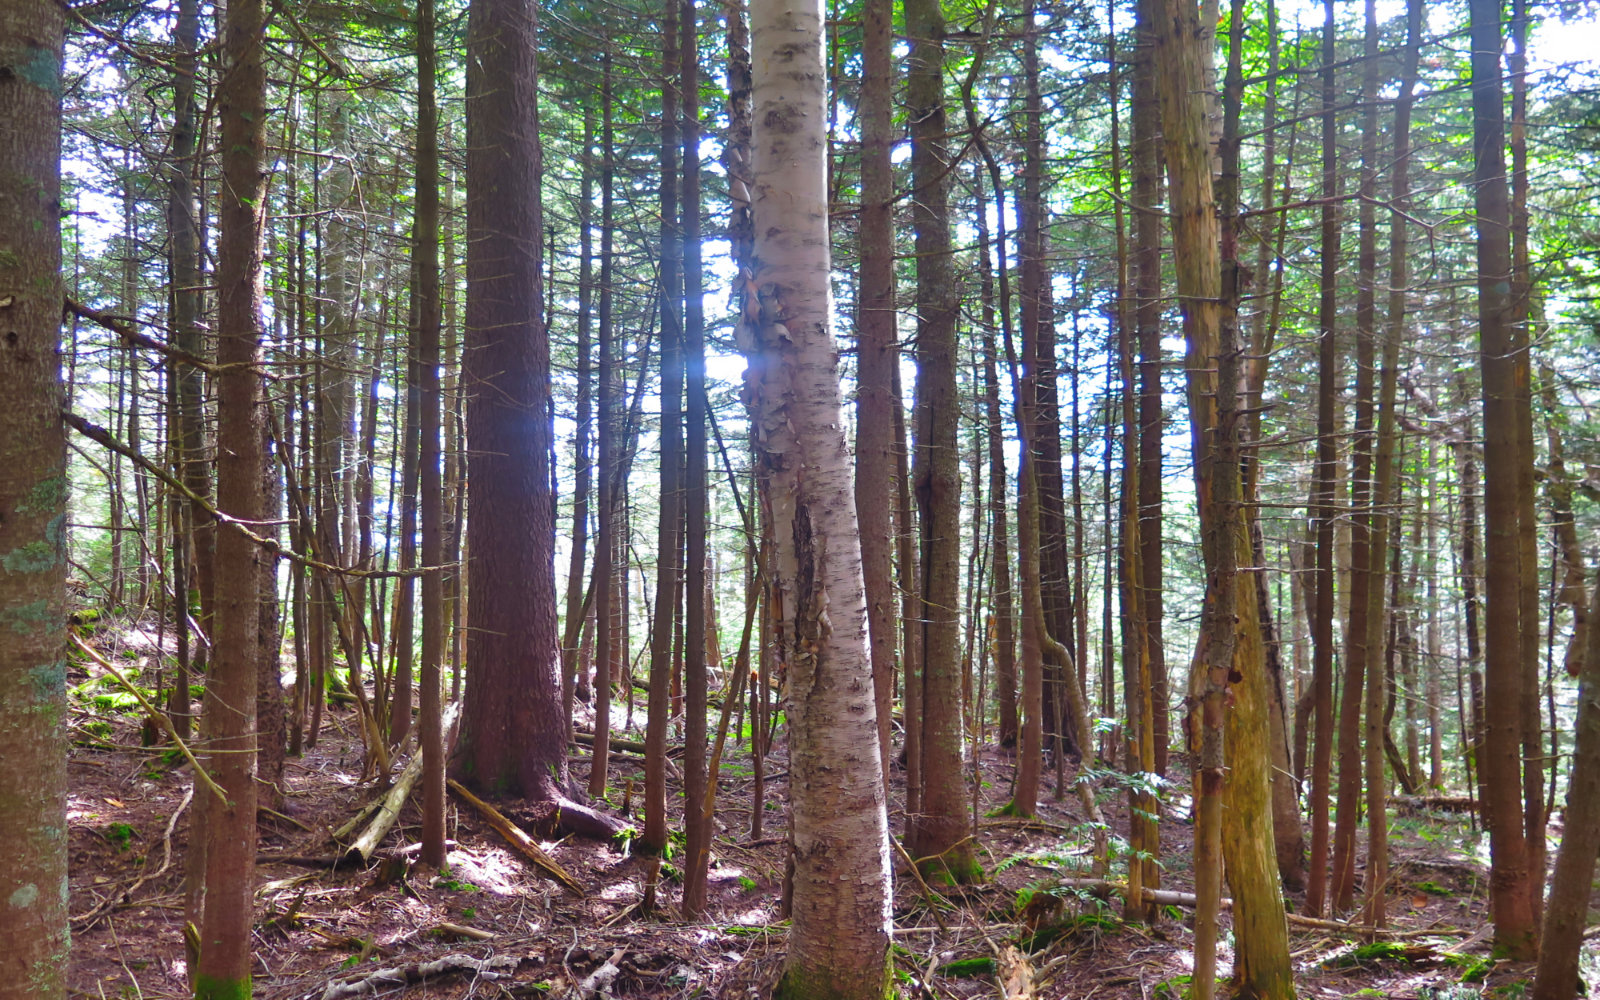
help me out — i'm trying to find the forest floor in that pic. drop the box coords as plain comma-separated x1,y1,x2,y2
62,621,1598,1000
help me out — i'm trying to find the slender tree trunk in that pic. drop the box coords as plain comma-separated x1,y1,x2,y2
1131,0,1167,778
855,0,898,788
1531,567,1600,1000
168,0,207,743
415,0,447,867
904,0,975,882
195,0,268,986
680,0,712,916
561,106,596,727
1304,0,1341,919
1472,0,1538,958
0,1,69,987
745,2,894,991
642,0,684,849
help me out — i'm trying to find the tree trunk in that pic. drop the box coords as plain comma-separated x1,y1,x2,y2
456,0,617,841
745,2,895,993
904,0,975,884
0,1,70,988
196,0,267,987
1471,0,1538,959
1304,0,1341,921
680,0,712,916
642,0,683,850
1157,0,1293,992
855,0,898,787
415,0,447,867
1531,567,1600,1000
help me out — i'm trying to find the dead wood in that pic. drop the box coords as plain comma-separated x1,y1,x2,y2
446,778,586,897
319,952,519,1000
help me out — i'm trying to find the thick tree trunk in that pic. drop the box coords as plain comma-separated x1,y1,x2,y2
1157,0,1293,992
0,3,70,989
745,3,894,994
455,0,618,841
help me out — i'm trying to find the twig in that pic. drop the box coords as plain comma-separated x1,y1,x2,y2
72,785,193,930
69,634,226,803
891,837,951,934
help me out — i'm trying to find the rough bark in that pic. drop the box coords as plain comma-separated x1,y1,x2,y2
904,0,975,883
1156,0,1294,991
195,0,268,988
855,0,898,787
1471,0,1538,959
0,3,70,991
455,0,617,840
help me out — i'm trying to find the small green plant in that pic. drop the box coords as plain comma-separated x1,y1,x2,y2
1415,880,1452,896
1325,941,1413,969
461,906,477,920
1442,952,1492,983
1353,989,1386,998
937,957,995,978
737,875,756,892
104,822,136,852
1153,974,1192,1000
435,866,480,893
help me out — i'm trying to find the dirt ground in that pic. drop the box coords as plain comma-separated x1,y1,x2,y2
61,625,1597,999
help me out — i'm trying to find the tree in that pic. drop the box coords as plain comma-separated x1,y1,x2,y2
0,1,69,992
1531,568,1600,999
193,0,268,986
743,0,894,991
1471,0,1539,959
454,0,617,837
414,0,447,868
905,0,976,883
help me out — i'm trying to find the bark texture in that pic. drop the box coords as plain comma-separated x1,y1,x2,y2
0,3,69,993
196,0,268,987
746,0,894,993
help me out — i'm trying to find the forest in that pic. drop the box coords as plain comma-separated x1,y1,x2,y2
2,0,1600,994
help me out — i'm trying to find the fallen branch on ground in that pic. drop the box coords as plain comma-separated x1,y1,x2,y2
447,779,585,897
1049,879,1469,938
319,952,519,1000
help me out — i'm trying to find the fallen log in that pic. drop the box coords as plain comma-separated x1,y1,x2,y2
447,779,585,898
1051,879,1467,938
320,953,519,1000
1394,795,1478,814
340,702,461,863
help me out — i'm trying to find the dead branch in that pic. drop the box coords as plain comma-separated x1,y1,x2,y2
319,952,519,1000
447,779,586,898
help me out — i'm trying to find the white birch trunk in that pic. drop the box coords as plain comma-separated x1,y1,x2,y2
744,1,893,994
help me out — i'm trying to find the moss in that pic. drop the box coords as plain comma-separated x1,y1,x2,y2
937,957,994,978
3,540,59,574
14,476,66,517
772,954,896,1000
193,974,252,1000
